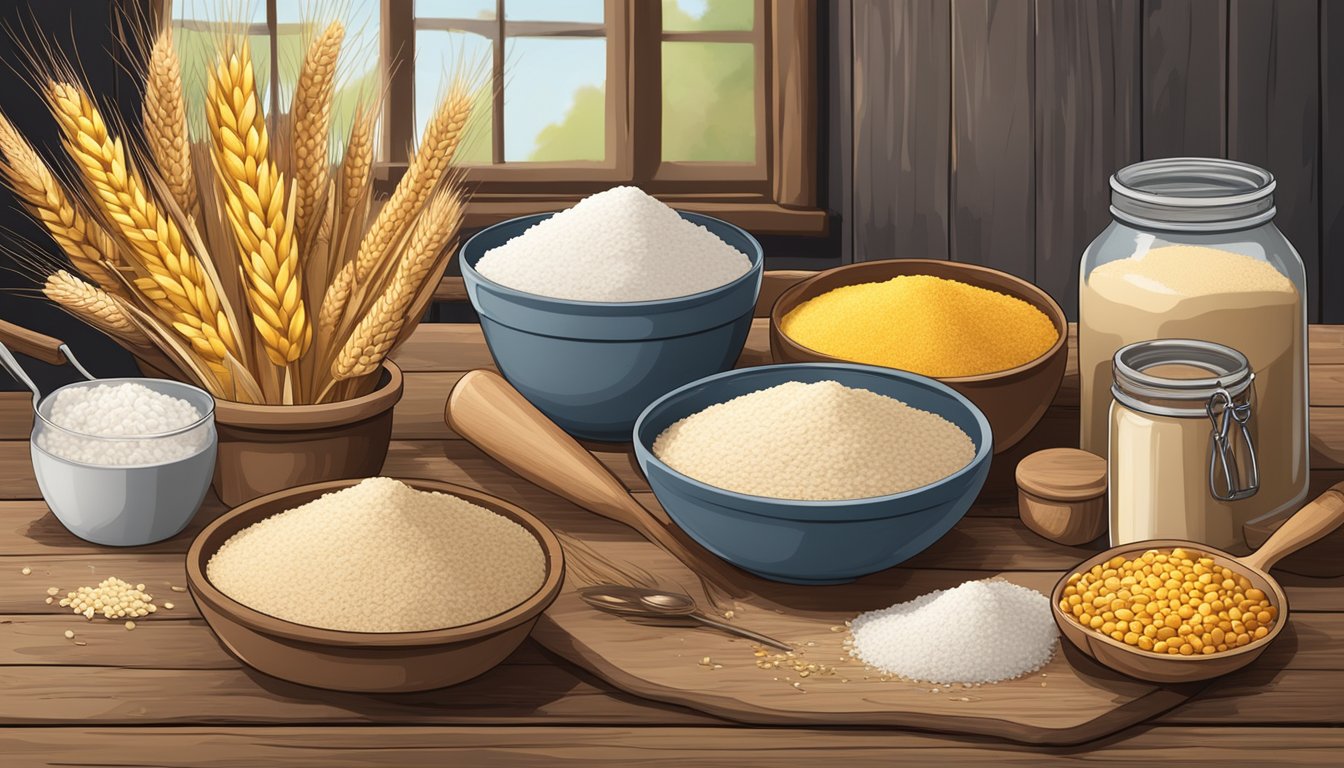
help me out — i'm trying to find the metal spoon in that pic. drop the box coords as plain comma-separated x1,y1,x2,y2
578,585,792,651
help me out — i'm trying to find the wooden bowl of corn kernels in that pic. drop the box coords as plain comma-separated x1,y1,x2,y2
1051,540,1288,684
769,260,1067,454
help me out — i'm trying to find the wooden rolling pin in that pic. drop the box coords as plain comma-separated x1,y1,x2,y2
445,369,761,597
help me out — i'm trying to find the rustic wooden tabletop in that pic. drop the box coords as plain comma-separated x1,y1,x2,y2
2,302,1343,765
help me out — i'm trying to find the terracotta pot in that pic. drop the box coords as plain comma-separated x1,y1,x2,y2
136,361,405,506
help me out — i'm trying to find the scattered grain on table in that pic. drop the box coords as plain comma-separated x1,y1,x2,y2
57,577,158,621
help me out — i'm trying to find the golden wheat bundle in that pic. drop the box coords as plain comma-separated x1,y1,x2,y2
47,81,246,394
6,12,475,406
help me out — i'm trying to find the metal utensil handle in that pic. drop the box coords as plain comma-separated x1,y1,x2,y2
689,612,792,652
1207,386,1260,502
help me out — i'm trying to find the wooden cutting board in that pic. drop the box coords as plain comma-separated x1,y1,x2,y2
528,508,1204,747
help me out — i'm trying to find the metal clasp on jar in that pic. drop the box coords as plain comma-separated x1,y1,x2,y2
1206,385,1259,502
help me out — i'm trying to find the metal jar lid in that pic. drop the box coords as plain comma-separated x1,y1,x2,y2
1111,339,1253,418
1110,157,1276,231
1111,338,1260,502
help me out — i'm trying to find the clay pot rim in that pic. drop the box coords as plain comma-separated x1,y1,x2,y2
210,361,404,429
769,259,1069,384
186,477,566,648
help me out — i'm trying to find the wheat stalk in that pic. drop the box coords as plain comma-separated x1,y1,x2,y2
0,111,123,293
205,42,312,368
332,185,463,381
292,21,344,244
351,81,471,284
47,81,242,391
43,269,148,346
144,29,197,220
318,259,355,336
341,104,374,215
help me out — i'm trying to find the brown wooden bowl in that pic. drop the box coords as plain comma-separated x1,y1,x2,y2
1050,485,1344,684
1051,539,1286,684
769,260,1068,453
186,478,565,693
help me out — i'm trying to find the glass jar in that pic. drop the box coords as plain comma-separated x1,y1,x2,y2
1109,340,1260,549
1079,158,1308,541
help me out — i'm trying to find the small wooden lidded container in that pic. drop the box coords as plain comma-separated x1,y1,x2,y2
1016,448,1108,545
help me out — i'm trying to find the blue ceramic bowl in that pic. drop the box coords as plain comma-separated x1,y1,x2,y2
633,363,993,585
460,212,764,443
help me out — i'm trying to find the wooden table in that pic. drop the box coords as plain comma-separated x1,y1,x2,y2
3,311,1344,765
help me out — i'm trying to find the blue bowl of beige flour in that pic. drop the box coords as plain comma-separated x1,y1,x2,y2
461,192,763,442
633,364,993,585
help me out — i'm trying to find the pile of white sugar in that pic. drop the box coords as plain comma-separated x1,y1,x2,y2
36,382,207,466
475,186,751,301
847,580,1059,685
206,477,546,633
652,380,975,500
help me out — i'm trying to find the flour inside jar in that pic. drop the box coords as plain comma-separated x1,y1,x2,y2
1079,244,1306,544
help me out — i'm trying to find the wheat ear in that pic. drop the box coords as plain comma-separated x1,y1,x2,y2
0,111,123,292
47,81,241,390
341,104,374,215
144,29,197,220
292,21,344,243
332,185,463,381
318,259,355,336
351,81,471,282
44,269,148,346
205,42,312,367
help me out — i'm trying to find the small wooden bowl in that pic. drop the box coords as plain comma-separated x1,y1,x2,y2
187,478,565,693
1051,485,1344,683
769,260,1068,453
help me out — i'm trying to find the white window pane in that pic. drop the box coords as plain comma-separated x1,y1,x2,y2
173,0,267,23
663,0,753,32
503,37,605,162
415,29,494,165
417,0,496,19
504,0,602,24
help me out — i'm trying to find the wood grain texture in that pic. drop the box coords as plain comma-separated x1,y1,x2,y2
3,726,1343,767
1141,0,1227,158
951,0,1035,279
1034,0,1140,318
1228,0,1321,322
1323,0,1344,325
770,0,819,208
852,0,951,261
0,395,32,439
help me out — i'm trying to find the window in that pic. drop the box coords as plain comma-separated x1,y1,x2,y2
165,1,822,234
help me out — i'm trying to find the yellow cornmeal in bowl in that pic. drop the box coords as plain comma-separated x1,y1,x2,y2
780,275,1059,378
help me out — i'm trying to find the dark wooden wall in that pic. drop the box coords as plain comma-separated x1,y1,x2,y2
840,0,1339,322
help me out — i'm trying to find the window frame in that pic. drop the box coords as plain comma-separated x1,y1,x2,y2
159,0,824,235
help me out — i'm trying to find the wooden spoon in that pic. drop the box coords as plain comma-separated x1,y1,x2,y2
445,369,760,597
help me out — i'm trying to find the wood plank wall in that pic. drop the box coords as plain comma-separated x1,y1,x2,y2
848,0,1336,322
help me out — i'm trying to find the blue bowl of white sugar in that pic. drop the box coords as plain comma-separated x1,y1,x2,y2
460,187,763,442
633,364,993,585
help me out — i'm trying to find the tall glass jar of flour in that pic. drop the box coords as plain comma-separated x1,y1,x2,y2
1078,158,1308,545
